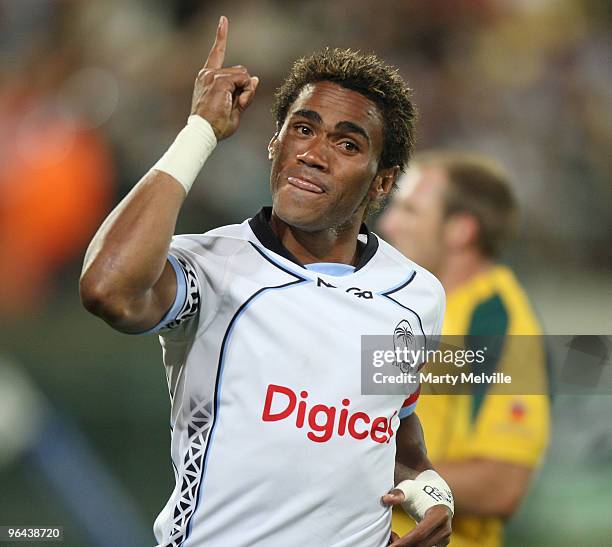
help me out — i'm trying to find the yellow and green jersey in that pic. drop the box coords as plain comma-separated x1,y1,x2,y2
393,265,551,547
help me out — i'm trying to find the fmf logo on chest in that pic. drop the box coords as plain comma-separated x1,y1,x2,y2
261,384,396,444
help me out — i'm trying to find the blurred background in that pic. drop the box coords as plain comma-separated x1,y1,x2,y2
0,0,611,545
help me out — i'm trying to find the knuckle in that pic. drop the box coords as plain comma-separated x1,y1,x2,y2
198,69,213,81
213,75,233,87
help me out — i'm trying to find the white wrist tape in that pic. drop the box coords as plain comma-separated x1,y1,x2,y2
152,115,217,194
396,470,454,521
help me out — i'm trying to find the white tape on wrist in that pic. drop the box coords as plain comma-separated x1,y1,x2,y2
152,115,217,194
396,469,454,521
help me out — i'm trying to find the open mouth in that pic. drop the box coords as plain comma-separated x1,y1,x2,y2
287,176,325,194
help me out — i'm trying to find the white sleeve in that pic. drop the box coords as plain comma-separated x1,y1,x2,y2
139,244,202,336
432,282,446,346
399,276,445,420
398,387,420,419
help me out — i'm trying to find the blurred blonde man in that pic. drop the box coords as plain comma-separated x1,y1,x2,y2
379,151,550,547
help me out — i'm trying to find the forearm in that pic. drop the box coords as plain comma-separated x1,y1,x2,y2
434,459,532,518
80,170,185,327
387,412,454,542
395,413,433,482
80,17,257,332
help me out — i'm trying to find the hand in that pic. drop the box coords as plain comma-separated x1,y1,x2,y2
190,16,259,141
382,489,452,547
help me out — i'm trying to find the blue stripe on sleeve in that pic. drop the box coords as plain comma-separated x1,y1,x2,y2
398,401,417,419
136,254,187,335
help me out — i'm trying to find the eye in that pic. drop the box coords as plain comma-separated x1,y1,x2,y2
339,140,359,152
294,124,312,136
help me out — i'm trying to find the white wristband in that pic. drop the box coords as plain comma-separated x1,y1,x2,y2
396,469,454,521
152,115,217,194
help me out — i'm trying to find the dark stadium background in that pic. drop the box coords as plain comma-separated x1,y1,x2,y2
1,1,611,545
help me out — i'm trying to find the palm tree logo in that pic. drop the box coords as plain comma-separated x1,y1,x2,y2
393,319,416,373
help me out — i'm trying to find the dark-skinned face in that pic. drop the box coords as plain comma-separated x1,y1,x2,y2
268,81,396,232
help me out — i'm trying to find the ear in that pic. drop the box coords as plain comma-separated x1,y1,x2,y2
443,213,480,251
369,165,399,202
268,132,279,161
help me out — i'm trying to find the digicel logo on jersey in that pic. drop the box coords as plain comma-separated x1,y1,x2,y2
261,384,396,444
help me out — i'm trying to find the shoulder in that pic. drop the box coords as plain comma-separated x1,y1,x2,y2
453,265,541,335
375,234,445,304
169,218,302,287
170,219,253,257
491,266,542,334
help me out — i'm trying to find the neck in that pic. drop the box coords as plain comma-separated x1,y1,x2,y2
437,250,494,293
269,213,362,265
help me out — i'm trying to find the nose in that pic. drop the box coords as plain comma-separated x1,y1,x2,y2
296,139,328,171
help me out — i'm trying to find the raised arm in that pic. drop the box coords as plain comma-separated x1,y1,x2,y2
79,16,258,333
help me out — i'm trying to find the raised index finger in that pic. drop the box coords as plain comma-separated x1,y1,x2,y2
205,15,228,69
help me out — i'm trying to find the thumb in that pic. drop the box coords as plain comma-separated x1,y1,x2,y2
381,488,406,507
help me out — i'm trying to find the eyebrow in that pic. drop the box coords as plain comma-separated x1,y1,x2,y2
292,109,371,145
293,109,322,124
335,121,370,145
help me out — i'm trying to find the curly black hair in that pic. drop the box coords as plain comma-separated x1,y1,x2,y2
272,48,417,175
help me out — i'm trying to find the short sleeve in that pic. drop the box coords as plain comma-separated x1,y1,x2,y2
158,254,201,332
140,241,202,336
399,274,445,420
430,280,446,350
463,296,550,467
398,385,421,419
464,394,550,467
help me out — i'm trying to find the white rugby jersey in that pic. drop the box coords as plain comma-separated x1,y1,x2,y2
151,207,445,547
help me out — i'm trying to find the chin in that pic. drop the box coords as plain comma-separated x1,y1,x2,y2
273,191,330,232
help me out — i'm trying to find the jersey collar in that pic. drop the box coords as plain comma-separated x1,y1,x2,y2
248,207,379,272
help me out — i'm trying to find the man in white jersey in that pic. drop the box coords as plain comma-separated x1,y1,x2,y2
80,16,453,547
